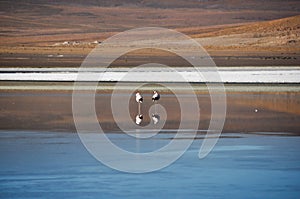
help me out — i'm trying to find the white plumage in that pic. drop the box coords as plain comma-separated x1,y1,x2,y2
135,114,143,125
152,91,160,102
135,92,143,103
151,114,160,124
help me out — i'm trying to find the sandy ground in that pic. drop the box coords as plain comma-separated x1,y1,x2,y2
1,2,299,67
0,48,299,67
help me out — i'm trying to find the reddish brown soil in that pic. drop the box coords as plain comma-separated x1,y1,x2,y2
0,1,300,67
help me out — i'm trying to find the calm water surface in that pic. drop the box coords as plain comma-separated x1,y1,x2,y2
0,131,299,199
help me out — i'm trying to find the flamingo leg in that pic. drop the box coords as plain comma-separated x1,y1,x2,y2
138,103,141,115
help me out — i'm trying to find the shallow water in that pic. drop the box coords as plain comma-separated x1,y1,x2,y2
0,90,299,133
0,131,299,198
0,89,299,198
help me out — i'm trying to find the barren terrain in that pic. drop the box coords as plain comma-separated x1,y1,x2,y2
0,0,300,67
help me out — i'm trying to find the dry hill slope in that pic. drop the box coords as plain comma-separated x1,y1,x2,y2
193,15,300,51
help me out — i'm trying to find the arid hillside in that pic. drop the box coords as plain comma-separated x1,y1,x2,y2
193,15,300,51
1,0,300,46
0,1,299,67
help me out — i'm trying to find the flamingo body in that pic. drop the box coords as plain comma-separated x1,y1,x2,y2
152,91,160,102
136,92,143,103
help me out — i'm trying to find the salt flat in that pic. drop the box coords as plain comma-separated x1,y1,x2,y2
0,67,299,83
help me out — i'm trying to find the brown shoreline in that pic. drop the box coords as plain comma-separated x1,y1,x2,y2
1,49,299,68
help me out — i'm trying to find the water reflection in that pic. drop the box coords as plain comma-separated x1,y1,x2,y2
135,114,143,125
151,114,160,124
0,90,299,133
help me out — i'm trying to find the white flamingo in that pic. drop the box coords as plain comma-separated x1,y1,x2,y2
152,90,160,114
151,114,160,124
152,91,160,102
136,92,143,119
135,114,143,125
136,92,143,103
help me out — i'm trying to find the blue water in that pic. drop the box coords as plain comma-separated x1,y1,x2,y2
0,131,299,199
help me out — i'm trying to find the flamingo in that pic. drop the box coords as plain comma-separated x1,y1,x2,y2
135,114,143,125
152,90,160,116
136,92,143,103
136,92,143,119
152,91,160,102
151,114,160,124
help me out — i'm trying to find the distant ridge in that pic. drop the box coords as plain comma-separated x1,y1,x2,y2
192,15,300,51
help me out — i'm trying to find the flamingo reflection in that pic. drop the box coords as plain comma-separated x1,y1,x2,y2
151,114,160,124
